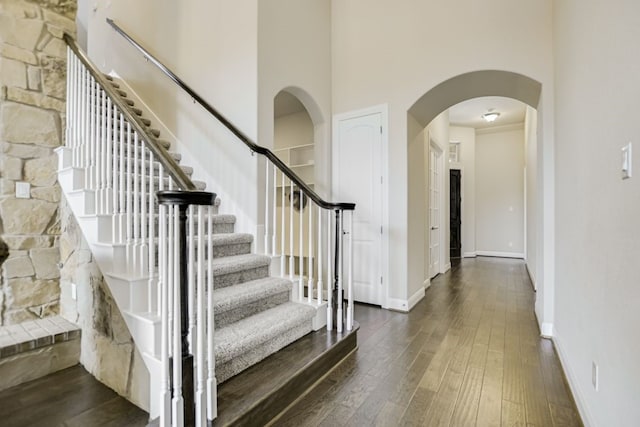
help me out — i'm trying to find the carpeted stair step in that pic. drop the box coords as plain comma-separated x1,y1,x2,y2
214,302,316,383
212,233,252,258
212,254,270,288
213,277,292,329
211,215,236,234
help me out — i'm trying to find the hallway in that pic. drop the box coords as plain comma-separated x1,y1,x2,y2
276,257,582,426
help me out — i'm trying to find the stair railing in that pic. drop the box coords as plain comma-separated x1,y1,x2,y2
106,18,357,333
64,35,217,426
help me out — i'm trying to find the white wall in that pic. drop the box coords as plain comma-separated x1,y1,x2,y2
553,1,640,426
85,0,259,235
332,0,555,315
475,126,525,256
524,107,538,286
449,126,476,257
274,111,314,151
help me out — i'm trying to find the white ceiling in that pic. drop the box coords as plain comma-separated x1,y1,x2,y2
448,96,527,129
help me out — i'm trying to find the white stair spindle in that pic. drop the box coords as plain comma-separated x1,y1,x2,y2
280,171,286,277
100,89,107,214
264,160,270,255
289,180,294,283
140,145,149,282
133,132,141,273
106,97,114,216
159,204,170,427
87,75,94,189
298,192,304,302
118,113,126,244
196,206,206,427
317,206,323,304
82,68,89,174
327,209,333,331
92,77,99,192
188,206,196,354
64,48,71,151
308,203,313,304
167,197,174,356
149,152,157,315
337,210,344,333
347,211,354,331
172,205,184,427
272,166,277,256
126,123,133,268
206,205,217,421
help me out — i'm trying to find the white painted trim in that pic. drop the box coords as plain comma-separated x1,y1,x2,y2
540,322,553,338
387,287,425,312
552,330,596,427
475,251,524,259
525,262,537,291
443,262,451,273
423,279,431,290
463,251,477,258
333,104,389,309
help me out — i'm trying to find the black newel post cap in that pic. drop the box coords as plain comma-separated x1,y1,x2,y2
156,190,217,206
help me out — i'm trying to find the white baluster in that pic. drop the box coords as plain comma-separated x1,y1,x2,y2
172,205,184,427
159,204,170,427
264,161,270,255
82,67,89,173
272,166,277,256
86,73,93,188
188,206,196,354
140,145,149,282
289,180,294,283
149,152,157,315
317,206,323,304
206,205,217,421
91,77,98,192
126,124,133,266
111,102,119,243
133,132,141,273
280,171,286,277
106,97,113,216
167,196,174,357
118,113,126,244
298,192,304,302
308,203,313,304
100,89,107,214
337,210,344,333
64,48,71,150
196,206,206,427
327,209,333,331
347,211,354,331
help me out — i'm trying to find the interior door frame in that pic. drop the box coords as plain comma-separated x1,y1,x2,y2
429,134,447,277
332,104,389,308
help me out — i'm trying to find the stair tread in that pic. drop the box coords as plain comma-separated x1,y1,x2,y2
215,302,316,364
211,214,235,224
212,253,270,275
213,276,292,313
211,233,252,246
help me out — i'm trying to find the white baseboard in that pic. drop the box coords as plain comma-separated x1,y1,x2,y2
525,263,537,291
475,251,524,259
463,251,477,258
443,263,451,273
552,330,595,427
387,287,425,312
540,322,553,338
423,279,431,290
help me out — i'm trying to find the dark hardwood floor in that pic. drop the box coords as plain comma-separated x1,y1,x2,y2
0,364,147,427
275,257,583,427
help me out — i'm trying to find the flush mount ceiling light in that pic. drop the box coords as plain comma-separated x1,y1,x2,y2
482,110,500,123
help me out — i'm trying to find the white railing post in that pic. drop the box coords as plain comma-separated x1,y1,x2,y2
264,160,270,255
206,205,217,421
159,203,170,427
280,171,286,277
346,212,354,331
298,193,304,302
327,209,333,331
317,206,323,304
272,166,277,256
289,180,294,284
308,204,313,304
171,205,184,427
195,206,206,427
337,210,343,333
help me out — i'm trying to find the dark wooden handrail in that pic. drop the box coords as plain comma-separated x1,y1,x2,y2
63,33,196,191
106,18,355,211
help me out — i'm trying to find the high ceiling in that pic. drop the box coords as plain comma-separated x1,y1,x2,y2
448,96,527,129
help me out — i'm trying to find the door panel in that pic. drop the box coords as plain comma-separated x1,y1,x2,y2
334,113,382,305
429,147,441,278
450,169,462,258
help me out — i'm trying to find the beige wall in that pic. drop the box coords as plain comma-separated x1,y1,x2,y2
475,126,525,255
332,0,555,312
553,1,640,425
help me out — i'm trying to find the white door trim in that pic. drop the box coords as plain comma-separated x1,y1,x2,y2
332,104,389,308
429,133,447,276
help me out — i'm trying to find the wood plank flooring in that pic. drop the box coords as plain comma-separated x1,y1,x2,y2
275,257,582,427
0,364,148,427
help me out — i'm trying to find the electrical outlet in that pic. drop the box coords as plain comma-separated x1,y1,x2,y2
71,283,77,301
592,361,599,391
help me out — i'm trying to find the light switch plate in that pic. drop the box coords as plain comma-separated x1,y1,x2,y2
15,181,30,198
622,142,632,179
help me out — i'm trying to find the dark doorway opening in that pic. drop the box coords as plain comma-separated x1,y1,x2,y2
450,169,461,259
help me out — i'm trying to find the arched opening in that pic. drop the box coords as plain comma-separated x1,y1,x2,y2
405,70,543,313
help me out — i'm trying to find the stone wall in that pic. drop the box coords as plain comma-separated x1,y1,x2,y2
0,0,76,325
59,197,149,410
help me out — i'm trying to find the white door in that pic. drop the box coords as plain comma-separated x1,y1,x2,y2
334,112,382,305
429,145,441,278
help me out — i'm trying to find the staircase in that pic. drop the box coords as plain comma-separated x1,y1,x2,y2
60,28,356,426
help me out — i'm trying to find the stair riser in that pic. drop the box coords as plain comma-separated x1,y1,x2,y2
214,266,270,289
215,291,289,329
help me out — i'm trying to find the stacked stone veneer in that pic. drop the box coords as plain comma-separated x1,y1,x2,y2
0,0,75,325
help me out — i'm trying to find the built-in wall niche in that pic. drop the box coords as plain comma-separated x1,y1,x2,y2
274,143,315,186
